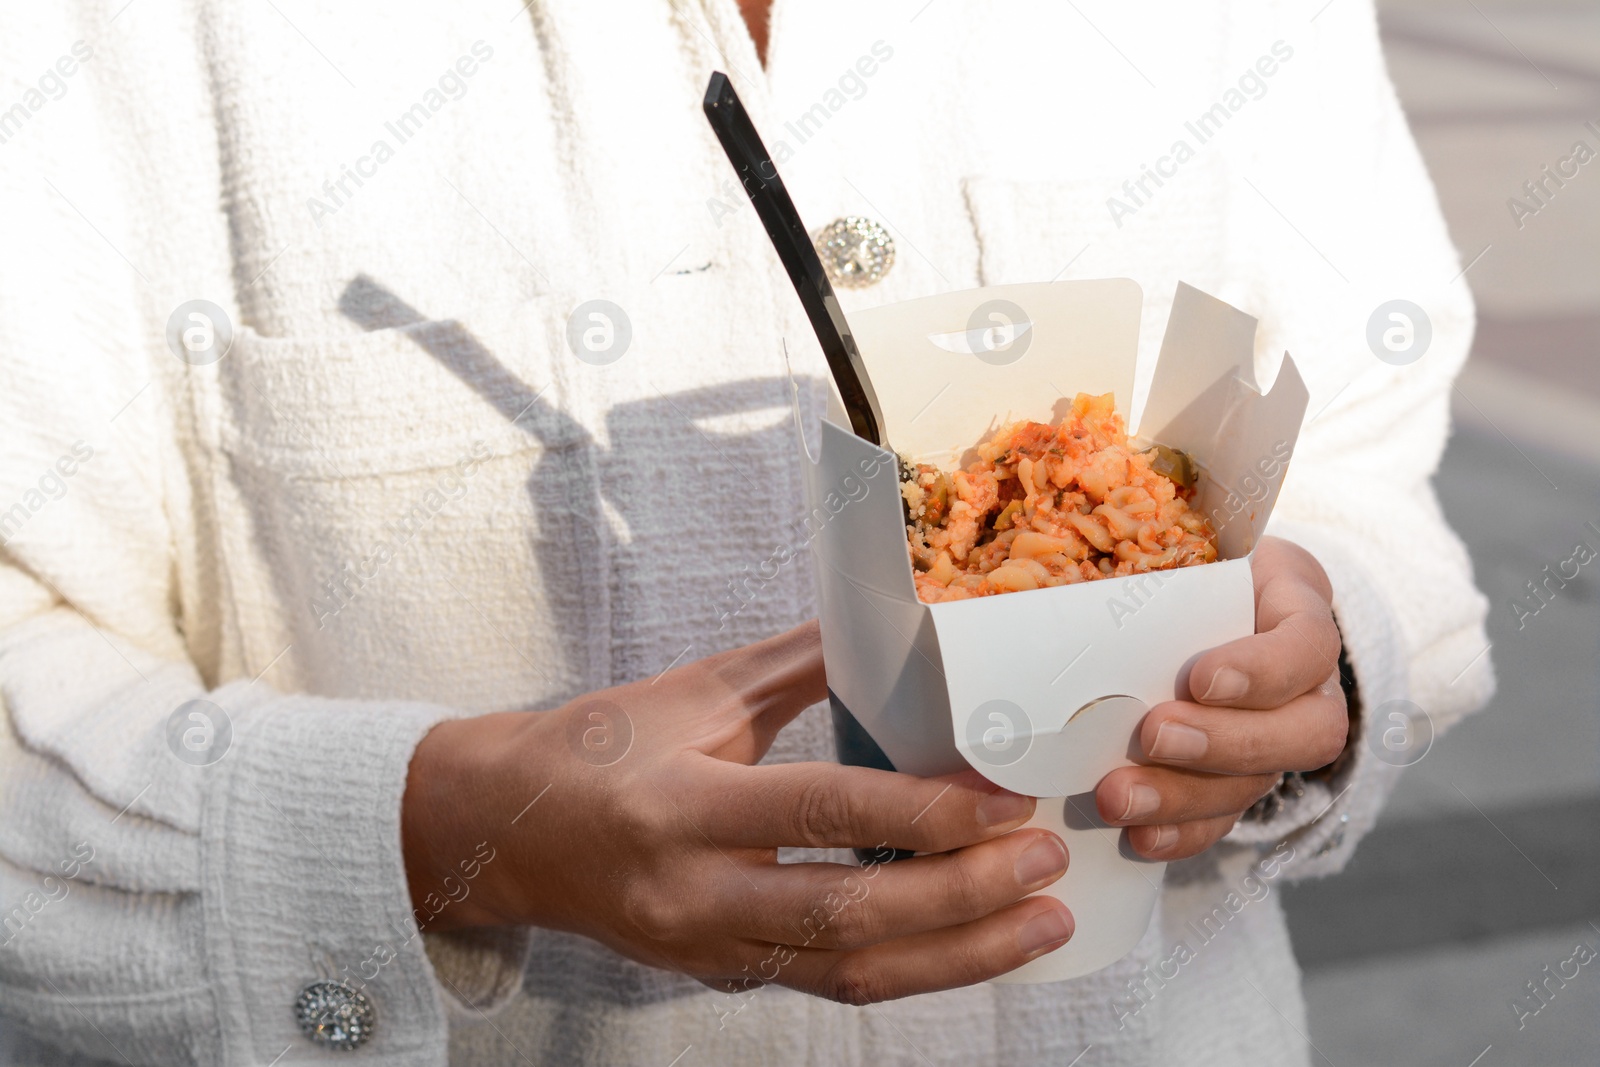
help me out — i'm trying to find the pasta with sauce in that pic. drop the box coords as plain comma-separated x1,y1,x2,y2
904,392,1218,603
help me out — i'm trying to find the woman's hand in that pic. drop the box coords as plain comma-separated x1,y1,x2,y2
1094,536,1350,859
401,621,1075,1004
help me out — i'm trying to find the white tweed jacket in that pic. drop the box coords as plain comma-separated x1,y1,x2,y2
0,1,1492,1064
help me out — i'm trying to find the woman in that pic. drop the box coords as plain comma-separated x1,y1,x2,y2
0,1,1492,1064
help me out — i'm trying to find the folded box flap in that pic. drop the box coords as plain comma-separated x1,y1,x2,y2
1136,283,1309,558
804,419,961,776
848,279,1144,464
805,417,914,597
929,557,1256,797
1137,281,1265,439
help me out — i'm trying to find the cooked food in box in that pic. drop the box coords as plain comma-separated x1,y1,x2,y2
904,392,1218,603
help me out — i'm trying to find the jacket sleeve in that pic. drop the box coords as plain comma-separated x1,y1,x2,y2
1221,0,1495,875
0,9,524,1065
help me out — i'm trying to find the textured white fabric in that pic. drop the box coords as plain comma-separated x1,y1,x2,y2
0,0,1493,1064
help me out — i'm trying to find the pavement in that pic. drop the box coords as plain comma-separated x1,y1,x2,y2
1282,2,1600,1064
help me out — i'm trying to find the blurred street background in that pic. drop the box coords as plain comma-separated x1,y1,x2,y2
1280,0,1600,1063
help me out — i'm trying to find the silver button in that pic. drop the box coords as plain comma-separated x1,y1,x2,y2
812,216,895,289
295,980,375,1051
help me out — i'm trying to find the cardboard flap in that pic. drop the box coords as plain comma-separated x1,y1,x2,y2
1136,284,1309,558
805,418,914,597
848,279,1144,464
1138,282,1264,438
1192,354,1307,557
806,419,962,777
927,557,1255,797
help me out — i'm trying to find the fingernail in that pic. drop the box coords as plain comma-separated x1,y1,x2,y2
976,790,1033,829
1013,836,1068,888
1120,784,1161,822
1149,721,1208,761
1148,825,1180,852
1201,666,1249,703
1018,907,1074,956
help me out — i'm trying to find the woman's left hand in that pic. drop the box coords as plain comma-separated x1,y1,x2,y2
1094,536,1351,860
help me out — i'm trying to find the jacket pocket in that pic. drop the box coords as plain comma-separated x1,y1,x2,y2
207,294,606,709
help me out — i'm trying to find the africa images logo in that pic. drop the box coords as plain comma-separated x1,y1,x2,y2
165,699,233,766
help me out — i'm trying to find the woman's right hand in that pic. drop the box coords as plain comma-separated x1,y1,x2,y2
400,620,1074,1005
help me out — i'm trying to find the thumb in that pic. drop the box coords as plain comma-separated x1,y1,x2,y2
699,619,827,764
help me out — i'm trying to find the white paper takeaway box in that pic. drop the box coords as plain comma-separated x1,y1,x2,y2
803,280,1308,982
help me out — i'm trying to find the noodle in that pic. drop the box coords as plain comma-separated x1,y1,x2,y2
903,392,1218,603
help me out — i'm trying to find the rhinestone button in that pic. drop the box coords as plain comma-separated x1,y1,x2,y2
295,980,375,1051
812,216,895,289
